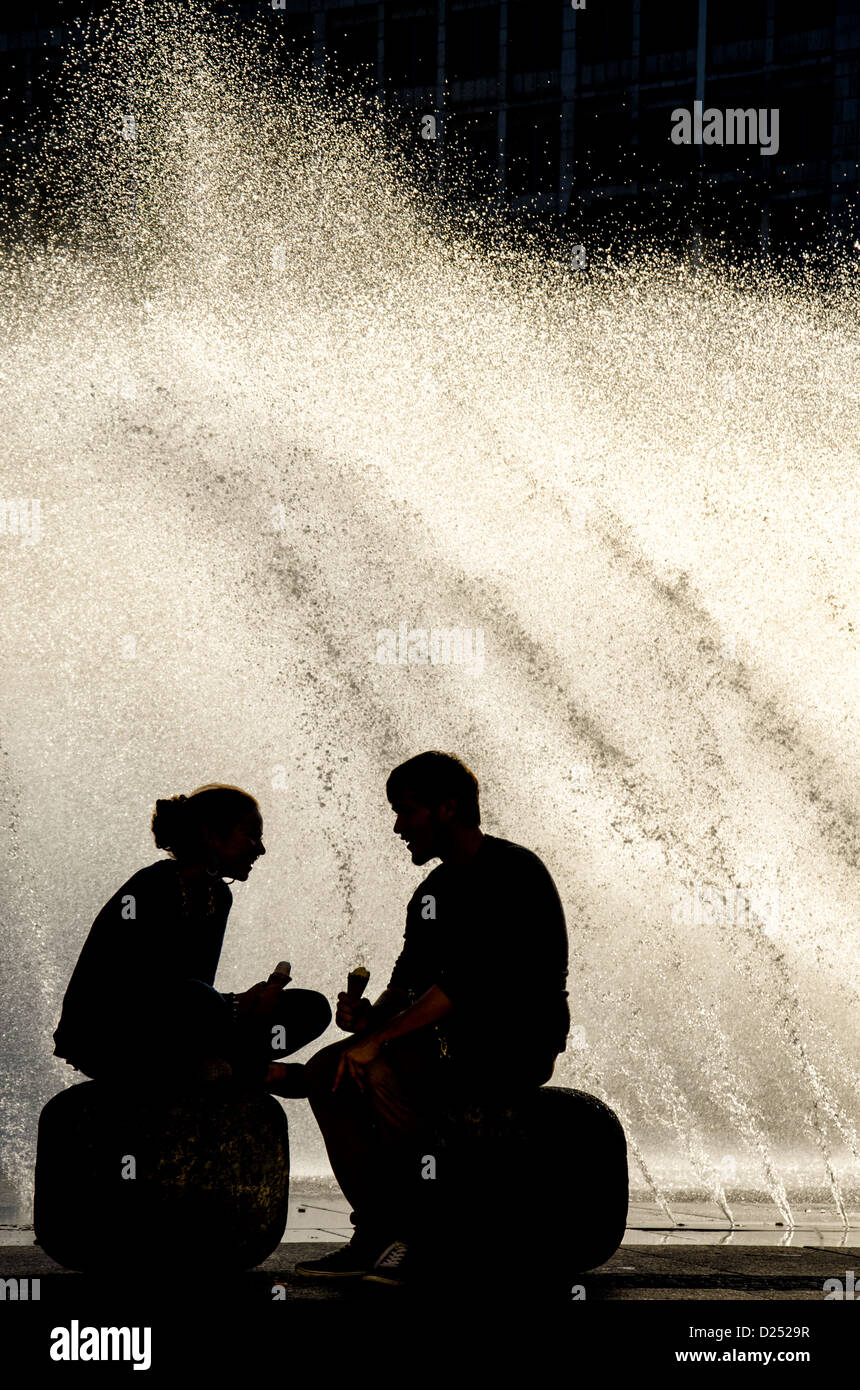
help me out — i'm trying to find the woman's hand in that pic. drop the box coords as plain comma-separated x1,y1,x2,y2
235,980,285,1020
332,1035,382,1092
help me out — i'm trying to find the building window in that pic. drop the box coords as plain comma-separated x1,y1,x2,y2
444,109,501,199
506,103,560,195
708,0,767,46
576,93,632,183
638,87,698,180
507,0,562,75
447,2,499,82
640,0,697,59
325,6,379,89
707,0,767,67
776,81,834,164
384,4,436,88
576,0,633,67
261,11,314,62
774,0,835,38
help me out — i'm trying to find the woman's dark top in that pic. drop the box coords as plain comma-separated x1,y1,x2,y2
53,859,233,1068
387,835,571,1071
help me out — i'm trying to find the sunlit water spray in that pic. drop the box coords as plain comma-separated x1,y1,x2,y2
1,1,858,1225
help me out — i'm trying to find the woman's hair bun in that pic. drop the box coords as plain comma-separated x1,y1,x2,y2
151,794,191,853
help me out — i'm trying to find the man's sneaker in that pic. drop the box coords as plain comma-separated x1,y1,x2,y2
361,1241,411,1287
293,1238,377,1280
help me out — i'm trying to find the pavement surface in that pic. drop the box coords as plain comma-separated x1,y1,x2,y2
3,1237,859,1300
2,1187,858,1300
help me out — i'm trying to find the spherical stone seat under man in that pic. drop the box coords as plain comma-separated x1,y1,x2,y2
422,1085,628,1293
34,1080,290,1273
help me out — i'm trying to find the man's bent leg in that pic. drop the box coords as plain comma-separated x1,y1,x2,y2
305,1037,442,1248
359,1048,444,1243
305,1040,388,1244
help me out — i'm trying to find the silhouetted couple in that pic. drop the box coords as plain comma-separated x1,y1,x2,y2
53,752,570,1288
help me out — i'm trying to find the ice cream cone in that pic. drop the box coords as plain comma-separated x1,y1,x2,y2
346,965,369,1000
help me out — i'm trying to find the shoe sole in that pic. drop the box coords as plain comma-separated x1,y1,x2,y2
292,1266,370,1280
361,1273,404,1287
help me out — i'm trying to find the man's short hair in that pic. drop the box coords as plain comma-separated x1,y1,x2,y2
386,752,481,828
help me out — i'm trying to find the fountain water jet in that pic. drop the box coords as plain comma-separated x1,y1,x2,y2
0,0,857,1226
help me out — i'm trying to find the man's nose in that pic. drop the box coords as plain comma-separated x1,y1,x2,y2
258,844,266,856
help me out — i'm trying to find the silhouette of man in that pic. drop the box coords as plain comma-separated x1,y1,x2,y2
295,751,570,1287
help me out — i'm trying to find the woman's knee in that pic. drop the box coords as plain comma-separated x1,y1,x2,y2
273,988,332,1042
300,988,333,1037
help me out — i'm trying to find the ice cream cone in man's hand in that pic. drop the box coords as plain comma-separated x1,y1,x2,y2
336,965,372,1032
347,965,369,999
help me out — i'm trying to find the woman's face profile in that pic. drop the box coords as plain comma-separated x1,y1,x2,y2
209,807,265,880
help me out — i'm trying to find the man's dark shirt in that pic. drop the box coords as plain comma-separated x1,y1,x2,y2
387,835,570,1074
53,860,232,1067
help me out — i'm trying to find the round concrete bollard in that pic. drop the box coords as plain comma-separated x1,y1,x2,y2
427,1085,628,1291
34,1081,290,1272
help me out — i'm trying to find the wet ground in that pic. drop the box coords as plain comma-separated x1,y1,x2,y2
3,1184,858,1300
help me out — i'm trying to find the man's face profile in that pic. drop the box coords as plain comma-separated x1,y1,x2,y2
390,792,444,865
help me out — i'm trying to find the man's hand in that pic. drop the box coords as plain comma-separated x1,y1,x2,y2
235,980,285,1020
335,992,373,1033
332,1035,382,1092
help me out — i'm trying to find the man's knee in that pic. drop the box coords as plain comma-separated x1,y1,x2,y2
362,1055,396,1093
305,1038,350,1098
304,1042,398,1113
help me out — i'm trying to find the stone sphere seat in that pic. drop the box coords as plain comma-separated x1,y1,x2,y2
430,1084,628,1287
34,1080,290,1273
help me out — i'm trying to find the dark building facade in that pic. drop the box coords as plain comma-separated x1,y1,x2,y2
3,0,859,266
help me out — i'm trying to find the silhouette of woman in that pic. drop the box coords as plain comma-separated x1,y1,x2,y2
52,784,331,1094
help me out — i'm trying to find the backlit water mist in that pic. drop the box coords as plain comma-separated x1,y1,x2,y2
1,1,857,1224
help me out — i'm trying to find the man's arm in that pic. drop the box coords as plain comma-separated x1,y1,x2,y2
366,986,412,1028
367,984,453,1045
335,984,410,1033
332,984,454,1091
